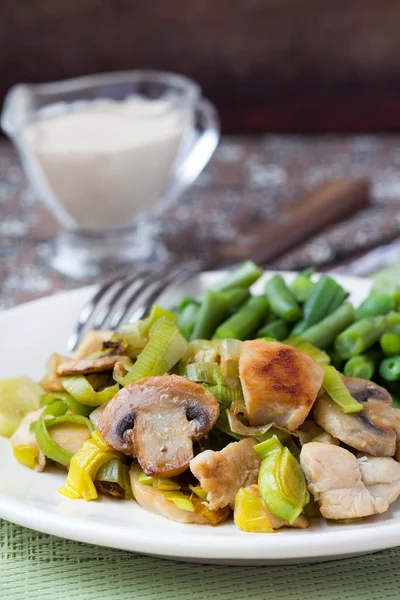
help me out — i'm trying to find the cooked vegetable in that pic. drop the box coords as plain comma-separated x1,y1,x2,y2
36,400,94,466
322,366,363,413
335,315,388,359
177,302,199,340
289,270,315,303
380,356,400,382
95,458,133,499
62,375,119,407
344,351,379,380
314,381,396,456
256,436,309,524
116,318,188,386
234,487,274,533
381,332,400,356
301,302,355,349
10,408,46,471
56,355,128,376
355,282,400,320
73,330,113,360
99,375,219,477
264,275,301,323
284,338,331,366
223,287,251,314
130,463,230,525
239,340,324,429
213,296,269,340
212,260,263,292
184,362,226,386
59,429,120,501
40,353,69,392
0,377,43,437
293,276,348,337
40,391,92,417
191,291,228,340
257,319,290,341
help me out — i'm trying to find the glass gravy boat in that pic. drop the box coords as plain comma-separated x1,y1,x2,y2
1,71,220,279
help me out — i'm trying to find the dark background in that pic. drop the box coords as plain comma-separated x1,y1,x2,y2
2,1,400,133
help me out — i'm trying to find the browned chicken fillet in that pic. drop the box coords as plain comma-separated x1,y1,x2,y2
300,442,389,519
190,438,261,510
239,340,324,430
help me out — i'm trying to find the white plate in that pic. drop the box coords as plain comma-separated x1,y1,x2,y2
2,270,398,566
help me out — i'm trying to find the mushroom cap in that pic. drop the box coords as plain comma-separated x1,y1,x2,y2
99,375,219,477
314,378,397,456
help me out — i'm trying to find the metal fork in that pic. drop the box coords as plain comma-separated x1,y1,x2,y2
67,258,204,352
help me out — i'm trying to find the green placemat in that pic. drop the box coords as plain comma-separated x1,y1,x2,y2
1,519,400,600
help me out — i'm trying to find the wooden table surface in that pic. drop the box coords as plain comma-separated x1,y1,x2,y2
2,134,400,308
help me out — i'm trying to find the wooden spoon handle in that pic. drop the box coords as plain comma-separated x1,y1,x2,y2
211,177,370,265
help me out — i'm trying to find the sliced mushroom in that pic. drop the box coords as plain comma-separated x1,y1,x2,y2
190,438,261,510
40,353,70,392
296,420,339,446
56,355,129,376
130,463,222,524
314,379,397,456
99,375,219,477
73,330,113,359
239,340,324,430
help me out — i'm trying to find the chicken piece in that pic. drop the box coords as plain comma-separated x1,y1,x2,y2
244,485,309,529
73,330,113,359
10,408,46,472
300,442,389,519
190,438,261,510
314,384,397,457
239,340,324,430
357,455,400,504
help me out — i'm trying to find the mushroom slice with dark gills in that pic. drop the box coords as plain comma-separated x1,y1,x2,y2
239,340,324,430
314,378,397,456
99,375,219,478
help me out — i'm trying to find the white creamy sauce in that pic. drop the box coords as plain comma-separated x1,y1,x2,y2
22,98,191,229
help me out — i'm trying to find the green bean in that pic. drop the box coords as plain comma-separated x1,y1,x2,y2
335,315,387,359
379,356,400,382
302,275,348,329
223,287,251,315
343,350,379,380
190,291,228,340
214,296,269,340
301,302,355,349
257,319,290,341
290,273,315,303
380,332,400,356
212,260,263,292
264,275,301,323
177,302,199,340
355,282,400,320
